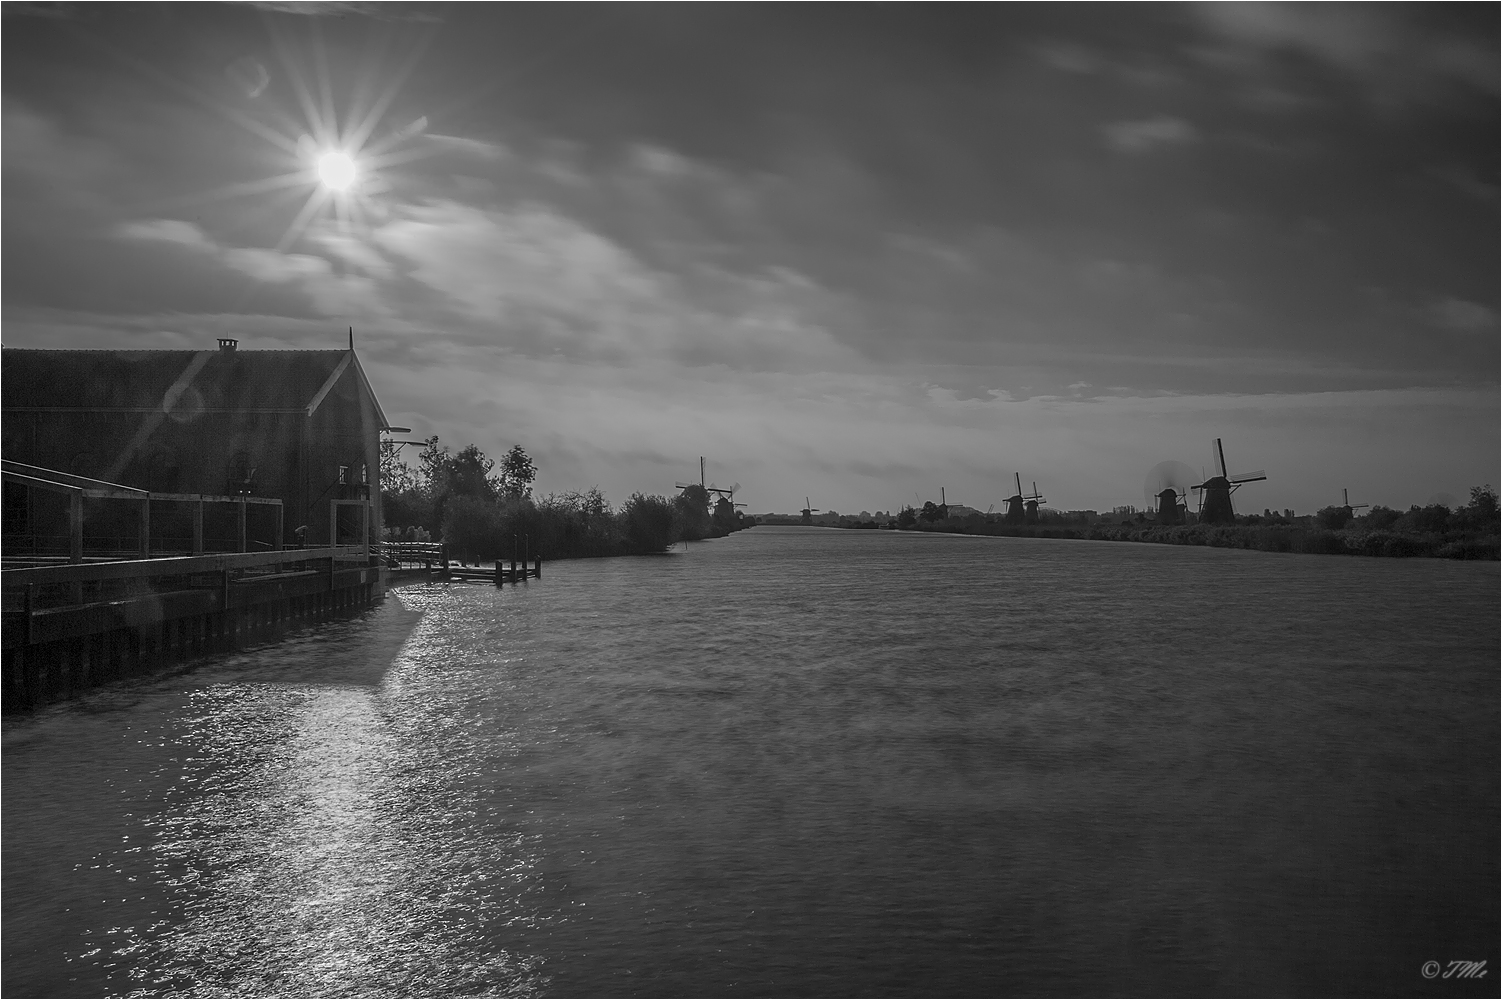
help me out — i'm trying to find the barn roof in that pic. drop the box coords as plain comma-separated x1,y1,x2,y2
1,348,389,427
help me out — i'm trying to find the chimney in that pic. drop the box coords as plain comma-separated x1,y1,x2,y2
218,337,238,352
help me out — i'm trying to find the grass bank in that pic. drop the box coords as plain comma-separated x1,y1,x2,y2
906,520,1500,560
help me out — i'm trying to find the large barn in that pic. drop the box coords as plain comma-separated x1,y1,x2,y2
2,339,390,549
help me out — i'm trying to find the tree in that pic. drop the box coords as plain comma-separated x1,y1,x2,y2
897,506,917,529
380,439,417,495
1362,505,1402,531
673,484,711,540
919,501,941,523
417,436,448,499
444,444,497,502
1469,484,1498,519
498,445,537,500
380,438,432,534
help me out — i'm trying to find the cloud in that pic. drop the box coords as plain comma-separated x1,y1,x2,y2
1038,42,1101,75
1102,115,1196,153
1428,298,1498,334
1428,164,1499,204
114,216,396,320
425,133,506,161
116,218,215,249
246,2,443,22
371,197,851,372
1193,4,1499,101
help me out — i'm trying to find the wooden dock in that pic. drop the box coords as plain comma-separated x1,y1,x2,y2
381,540,543,585
1,546,384,712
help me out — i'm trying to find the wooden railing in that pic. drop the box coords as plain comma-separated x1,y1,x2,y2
2,460,285,562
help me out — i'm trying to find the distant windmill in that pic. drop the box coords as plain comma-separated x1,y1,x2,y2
1003,473,1027,523
1191,439,1266,525
1341,488,1369,515
1144,460,1198,525
676,456,745,510
674,456,709,497
938,486,954,519
801,497,821,526
707,481,743,506
1023,480,1046,522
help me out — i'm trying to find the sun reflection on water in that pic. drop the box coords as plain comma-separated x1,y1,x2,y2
74,601,546,998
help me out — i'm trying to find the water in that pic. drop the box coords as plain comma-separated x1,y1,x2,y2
4,527,1498,996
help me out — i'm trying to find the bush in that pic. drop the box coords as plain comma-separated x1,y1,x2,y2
1360,506,1402,532
1315,506,1353,530
441,490,682,561
621,493,676,553
1397,504,1452,535
1437,538,1501,560
1380,534,1429,558
1297,530,1349,555
441,495,510,562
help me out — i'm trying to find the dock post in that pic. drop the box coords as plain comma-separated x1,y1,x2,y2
511,534,518,584
522,534,529,580
494,558,502,587
440,544,449,578
274,503,284,551
139,497,150,560
193,498,204,556
237,498,248,553
535,553,541,579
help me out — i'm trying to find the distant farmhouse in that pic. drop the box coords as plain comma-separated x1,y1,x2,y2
2,339,389,548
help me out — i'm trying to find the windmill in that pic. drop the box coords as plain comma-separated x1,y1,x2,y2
1341,488,1369,516
1002,473,1027,522
800,497,821,526
707,481,743,506
938,486,953,519
1022,480,1046,522
674,456,709,496
1144,460,1198,525
1191,438,1266,525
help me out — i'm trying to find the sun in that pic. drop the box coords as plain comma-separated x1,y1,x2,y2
317,151,358,192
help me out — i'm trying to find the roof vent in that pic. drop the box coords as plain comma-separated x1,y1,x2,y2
218,337,238,352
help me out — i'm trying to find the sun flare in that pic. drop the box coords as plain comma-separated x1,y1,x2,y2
317,151,358,192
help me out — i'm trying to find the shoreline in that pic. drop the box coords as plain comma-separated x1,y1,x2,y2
893,521,1500,560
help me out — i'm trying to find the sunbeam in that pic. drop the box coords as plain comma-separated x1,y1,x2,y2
275,186,332,253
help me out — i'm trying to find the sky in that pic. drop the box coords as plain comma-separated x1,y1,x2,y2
3,3,1497,515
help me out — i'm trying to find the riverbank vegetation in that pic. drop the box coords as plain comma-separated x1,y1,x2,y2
381,437,751,561
892,485,1500,560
